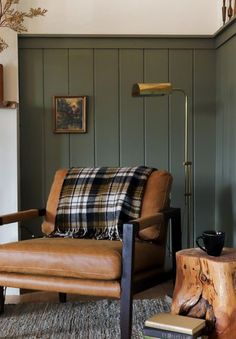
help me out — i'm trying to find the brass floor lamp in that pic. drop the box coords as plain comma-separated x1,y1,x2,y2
132,83,192,248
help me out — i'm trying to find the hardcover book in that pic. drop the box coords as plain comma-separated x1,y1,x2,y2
144,313,206,335
143,326,207,339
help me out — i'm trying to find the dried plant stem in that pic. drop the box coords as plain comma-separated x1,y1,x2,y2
0,0,47,52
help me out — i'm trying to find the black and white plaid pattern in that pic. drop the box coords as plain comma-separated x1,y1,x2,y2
54,166,154,240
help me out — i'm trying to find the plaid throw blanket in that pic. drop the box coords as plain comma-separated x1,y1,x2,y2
54,166,154,240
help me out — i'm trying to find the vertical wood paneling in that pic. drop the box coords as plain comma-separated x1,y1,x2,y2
94,49,119,166
169,50,193,247
69,49,94,166
19,49,44,207
119,49,144,166
19,37,216,244
216,36,236,246
44,49,69,197
215,45,225,234
194,49,216,239
144,49,169,169
19,49,44,238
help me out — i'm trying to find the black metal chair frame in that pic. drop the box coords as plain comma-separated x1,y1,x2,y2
120,207,181,339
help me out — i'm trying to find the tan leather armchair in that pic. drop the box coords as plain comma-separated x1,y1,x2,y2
0,168,181,339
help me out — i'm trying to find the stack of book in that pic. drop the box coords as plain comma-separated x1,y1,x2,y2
143,313,207,339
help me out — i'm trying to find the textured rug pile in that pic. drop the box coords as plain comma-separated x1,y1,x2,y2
0,298,170,338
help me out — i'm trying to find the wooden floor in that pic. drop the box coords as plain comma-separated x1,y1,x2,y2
5,280,174,304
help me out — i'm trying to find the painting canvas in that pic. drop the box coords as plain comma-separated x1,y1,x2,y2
54,96,86,133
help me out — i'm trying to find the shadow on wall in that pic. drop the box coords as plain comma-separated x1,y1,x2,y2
217,185,234,247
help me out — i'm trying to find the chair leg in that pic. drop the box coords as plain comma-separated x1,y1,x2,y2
120,289,133,339
0,286,5,314
58,292,67,303
120,223,137,339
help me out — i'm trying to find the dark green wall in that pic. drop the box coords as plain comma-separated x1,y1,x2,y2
18,36,216,245
215,20,236,246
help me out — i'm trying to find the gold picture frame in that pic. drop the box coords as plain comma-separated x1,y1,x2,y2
54,96,87,133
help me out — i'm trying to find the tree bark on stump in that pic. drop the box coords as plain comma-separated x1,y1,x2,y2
171,248,236,339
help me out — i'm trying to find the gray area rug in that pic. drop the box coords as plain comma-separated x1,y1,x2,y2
0,298,170,339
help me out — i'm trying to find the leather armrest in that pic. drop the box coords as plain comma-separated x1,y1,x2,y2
0,208,46,226
131,212,164,231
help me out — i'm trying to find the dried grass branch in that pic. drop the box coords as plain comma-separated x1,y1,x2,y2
0,0,47,52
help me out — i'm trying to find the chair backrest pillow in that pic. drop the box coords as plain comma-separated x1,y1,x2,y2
44,166,153,240
42,167,172,242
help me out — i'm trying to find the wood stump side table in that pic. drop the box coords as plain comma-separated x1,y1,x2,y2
171,248,236,339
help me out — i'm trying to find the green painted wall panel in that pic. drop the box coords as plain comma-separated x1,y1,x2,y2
144,49,169,169
215,45,224,213
194,49,216,239
94,49,119,166
44,49,70,196
216,36,236,246
19,36,214,50
19,49,44,239
169,49,193,247
18,37,216,246
19,49,44,208
69,49,95,166
119,49,144,166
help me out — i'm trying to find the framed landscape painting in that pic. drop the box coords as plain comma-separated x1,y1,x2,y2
54,96,87,133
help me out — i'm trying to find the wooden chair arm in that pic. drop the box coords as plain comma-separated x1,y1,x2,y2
132,208,182,232
129,207,182,282
0,208,46,226
132,212,164,231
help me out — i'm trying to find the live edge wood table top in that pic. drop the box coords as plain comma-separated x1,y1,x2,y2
171,248,236,339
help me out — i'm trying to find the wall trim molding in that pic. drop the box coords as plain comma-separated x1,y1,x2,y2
19,17,236,51
18,36,214,50
214,16,236,49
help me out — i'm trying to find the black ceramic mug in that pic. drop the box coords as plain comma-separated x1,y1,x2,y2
196,230,225,256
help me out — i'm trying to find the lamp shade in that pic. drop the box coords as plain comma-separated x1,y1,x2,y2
132,83,173,97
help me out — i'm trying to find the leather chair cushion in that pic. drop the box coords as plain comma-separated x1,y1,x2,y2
0,238,165,280
0,273,121,298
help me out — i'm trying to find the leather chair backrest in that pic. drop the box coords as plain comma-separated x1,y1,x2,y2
139,170,172,241
42,168,172,242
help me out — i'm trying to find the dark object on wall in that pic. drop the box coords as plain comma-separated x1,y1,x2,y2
234,0,236,16
228,0,233,20
0,64,3,102
54,96,86,133
222,0,227,25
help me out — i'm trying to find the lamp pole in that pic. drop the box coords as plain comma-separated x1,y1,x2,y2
173,89,192,247
132,83,193,247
